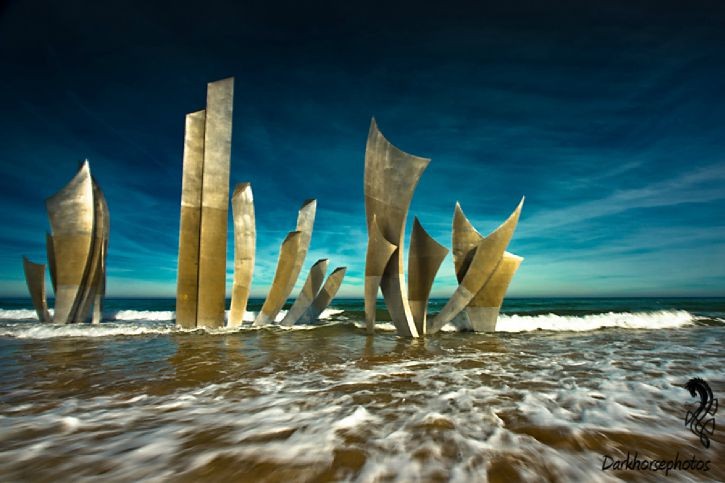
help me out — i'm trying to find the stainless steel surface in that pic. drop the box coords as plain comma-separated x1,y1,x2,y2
407,217,448,335
298,267,347,324
364,119,429,338
452,307,501,333
228,182,256,327
253,231,302,326
46,233,56,295
176,110,206,329
254,199,316,326
42,161,109,324
91,180,109,325
451,202,483,282
364,215,396,333
427,198,524,334
75,179,109,325
451,203,524,332
175,77,235,329
287,198,317,302
464,252,523,332
280,258,329,326
196,78,234,329
22,257,50,322
45,161,95,324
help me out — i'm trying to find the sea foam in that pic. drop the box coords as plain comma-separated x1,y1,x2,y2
0,308,697,339
495,309,694,332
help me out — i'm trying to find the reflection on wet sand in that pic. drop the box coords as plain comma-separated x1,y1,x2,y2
168,334,251,390
15,339,103,404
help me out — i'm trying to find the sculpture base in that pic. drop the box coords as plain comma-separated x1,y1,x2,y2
452,307,500,332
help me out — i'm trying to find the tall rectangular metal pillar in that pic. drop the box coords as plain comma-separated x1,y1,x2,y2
176,77,234,329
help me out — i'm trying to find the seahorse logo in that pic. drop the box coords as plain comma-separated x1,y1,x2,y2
684,378,718,448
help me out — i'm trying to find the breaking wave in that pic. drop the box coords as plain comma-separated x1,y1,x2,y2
0,308,345,323
0,309,702,339
0,309,50,320
494,309,696,332
361,310,697,333
108,310,175,322
0,308,349,339
0,322,176,339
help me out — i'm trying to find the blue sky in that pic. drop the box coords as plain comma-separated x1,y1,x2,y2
1,0,724,298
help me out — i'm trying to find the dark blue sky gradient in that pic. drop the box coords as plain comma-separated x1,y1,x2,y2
1,0,724,297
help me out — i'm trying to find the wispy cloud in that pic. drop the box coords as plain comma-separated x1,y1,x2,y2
522,164,725,235
1,0,724,298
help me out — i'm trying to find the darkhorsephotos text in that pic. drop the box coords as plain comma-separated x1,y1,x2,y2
602,452,711,476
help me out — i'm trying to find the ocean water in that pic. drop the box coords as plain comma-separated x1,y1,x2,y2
0,297,723,482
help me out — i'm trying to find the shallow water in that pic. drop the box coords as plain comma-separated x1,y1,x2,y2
0,298,723,482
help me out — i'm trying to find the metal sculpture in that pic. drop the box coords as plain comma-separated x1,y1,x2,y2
457,252,523,332
228,182,256,327
176,110,205,329
253,231,301,326
407,217,448,335
171,79,345,330
364,215,396,333
95,185,109,324
254,199,316,326
197,78,234,328
22,257,50,322
426,199,524,334
451,202,523,332
176,77,234,329
45,160,94,323
77,180,109,325
24,161,109,324
46,233,57,294
90,181,109,325
297,267,347,324
364,119,429,337
280,258,328,326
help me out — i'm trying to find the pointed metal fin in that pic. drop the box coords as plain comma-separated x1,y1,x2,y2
407,217,448,335
364,118,430,337
280,258,329,326
229,182,256,327
298,267,347,324
364,215,397,333
22,257,51,322
253,230,302,326
427,197,524,334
